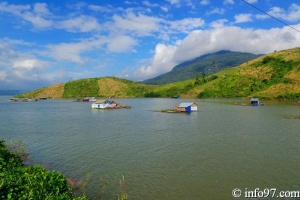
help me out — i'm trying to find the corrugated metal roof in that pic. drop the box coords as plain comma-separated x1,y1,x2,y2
178,102,195,108
250,98,259,101
95,100,106,104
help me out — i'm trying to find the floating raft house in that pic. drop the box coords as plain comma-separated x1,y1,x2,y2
91,100,131,109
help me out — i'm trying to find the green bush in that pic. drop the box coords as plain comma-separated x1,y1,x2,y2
0,139,86,200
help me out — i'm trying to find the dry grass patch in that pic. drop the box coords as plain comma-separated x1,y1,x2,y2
255,83,300,97
97,78,128,97
38,83,65,98
238,65,273,79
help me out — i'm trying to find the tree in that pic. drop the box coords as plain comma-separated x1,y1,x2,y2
202,71,206,83
194,72,200,85
212,60,219,72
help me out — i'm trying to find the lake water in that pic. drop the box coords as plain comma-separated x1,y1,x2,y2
1,96,300,199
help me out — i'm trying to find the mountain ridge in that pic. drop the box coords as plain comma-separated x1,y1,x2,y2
142,50,262,85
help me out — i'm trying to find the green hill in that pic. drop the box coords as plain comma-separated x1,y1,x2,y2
142,50,261,85
182,48,300,99
16,77,156,99
16,48,300,100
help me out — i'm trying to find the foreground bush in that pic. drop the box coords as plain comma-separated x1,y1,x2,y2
0,139,86,200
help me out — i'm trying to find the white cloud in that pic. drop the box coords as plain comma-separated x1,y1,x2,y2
58,15,100,32
22,12,53,29
45,34,138,65
0,2,53,29
269,4,300,22
112,12,161,36
168,18,205,33
107,35,138,52
200,0,210,6
160,6,169,12
223,0,234,5
142,1,160,8
13,59,44,70
234,14,252,23
210,19,228,28
127,24,300,80
209,8,226,15
130,43,177,79
167,0,180,5
45,38,105,64
0,2,30,14
88,5,113,13
33,3,51,16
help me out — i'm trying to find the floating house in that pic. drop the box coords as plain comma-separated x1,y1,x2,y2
250,98,260,106
175,102,197,113
83,97,97,102
91,100,117,109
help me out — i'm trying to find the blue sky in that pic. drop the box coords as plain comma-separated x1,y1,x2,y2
0,0,300,90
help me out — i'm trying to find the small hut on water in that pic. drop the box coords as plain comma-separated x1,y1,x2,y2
250,98,260,106
175,102,198,113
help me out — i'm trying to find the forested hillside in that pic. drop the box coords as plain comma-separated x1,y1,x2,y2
142,50,261,85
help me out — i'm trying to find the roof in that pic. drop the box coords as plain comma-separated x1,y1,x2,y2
250,98,259,101
178,102,196,108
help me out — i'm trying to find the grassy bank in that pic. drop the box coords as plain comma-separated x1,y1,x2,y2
0,139,87,200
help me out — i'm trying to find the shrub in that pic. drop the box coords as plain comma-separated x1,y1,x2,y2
0,139,86,200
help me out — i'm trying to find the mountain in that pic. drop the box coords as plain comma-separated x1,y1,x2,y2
142,50,262,85
15,48,300,100
0,90,29,96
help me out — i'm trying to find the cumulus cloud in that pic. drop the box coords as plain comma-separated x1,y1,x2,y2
107,35,137,52
12,59,46,79
45,35,139,64
210,19,228,28
45,38,105,64
168,18,205,33
269,4,300,22
234,14,252,23
112,12,161,36
131,43,177,78
33,3,51,16
127,24,300,80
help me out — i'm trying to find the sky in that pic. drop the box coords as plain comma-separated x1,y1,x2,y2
0,0,300,90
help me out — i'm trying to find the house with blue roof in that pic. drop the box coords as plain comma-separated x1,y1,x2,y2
175,102,197,113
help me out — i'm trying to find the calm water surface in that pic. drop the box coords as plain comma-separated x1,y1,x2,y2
1,96,300,199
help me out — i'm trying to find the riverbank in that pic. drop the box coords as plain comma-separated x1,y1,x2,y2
0,139,87,200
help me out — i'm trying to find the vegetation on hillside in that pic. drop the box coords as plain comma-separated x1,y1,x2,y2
197,49,300,99
15,48,300,100
142,50,261,85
